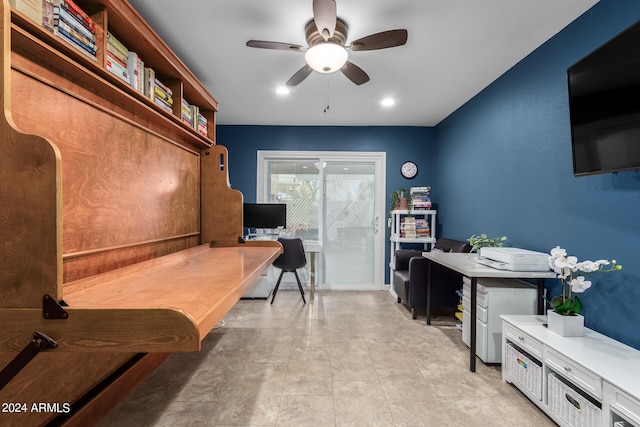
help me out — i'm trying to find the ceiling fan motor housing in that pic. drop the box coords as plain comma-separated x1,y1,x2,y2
305,17,348,47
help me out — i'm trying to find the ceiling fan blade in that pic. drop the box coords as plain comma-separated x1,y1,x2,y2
286,65,313,86
313,0,336,41
246,40,304,51
341,61,370,85
349,29,408,51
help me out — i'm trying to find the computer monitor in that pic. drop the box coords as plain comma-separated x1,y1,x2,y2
242,203,287,230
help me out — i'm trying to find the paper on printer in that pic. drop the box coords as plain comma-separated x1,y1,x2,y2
475,247,550,271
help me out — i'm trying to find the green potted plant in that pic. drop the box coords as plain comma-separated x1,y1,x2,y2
467,234,507,253
390,188,410,212
388,188,410,228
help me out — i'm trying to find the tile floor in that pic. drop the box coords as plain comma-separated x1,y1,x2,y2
99,290,555,426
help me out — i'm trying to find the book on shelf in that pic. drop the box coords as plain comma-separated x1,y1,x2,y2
189,105,198,128
154,92,172,108
153,96,173,114
197,112,207,136
154,85,173,106
144,68,155,101
59,0,96,33
55,27,97,60
105,52,129,83
127,52,144,94
414,218,431,237
9,0,43,26
410,186,432,210
43,0,55,32
106,42,127,64
181,99,194,127
56,19,96,50
154,78,173,96
50,1,98,60
106,32,128,58
54,5,95,41
400,217,417,238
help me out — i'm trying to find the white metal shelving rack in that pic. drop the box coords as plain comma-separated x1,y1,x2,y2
389,210,437,279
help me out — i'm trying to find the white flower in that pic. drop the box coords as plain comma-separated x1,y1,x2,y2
577,260,599,272
553,256,578,277
570,276,592,293
549,246,567,270
550,246,567,258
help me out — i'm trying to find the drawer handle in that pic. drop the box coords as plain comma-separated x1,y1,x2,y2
518,336,525,341
564,366,572,373
565,393,581,410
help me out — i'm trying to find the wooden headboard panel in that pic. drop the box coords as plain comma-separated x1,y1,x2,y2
10,68,201,283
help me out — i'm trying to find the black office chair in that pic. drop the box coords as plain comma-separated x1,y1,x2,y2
271,237,307,304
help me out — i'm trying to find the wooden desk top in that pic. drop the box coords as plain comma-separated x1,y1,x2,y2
0,244,281,353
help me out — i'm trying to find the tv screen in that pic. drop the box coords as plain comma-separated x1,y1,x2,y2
568,19,640,176
243,203,287,229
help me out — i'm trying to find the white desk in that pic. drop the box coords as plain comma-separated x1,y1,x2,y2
244,235,322,301
421,252,556,372
303,240,322,301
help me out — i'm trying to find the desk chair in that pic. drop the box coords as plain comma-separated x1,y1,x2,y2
271,238,307,304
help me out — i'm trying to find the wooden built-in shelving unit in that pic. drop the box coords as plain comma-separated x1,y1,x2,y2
0,1,280,425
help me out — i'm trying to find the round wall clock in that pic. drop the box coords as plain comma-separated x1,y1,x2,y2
401,161,418,179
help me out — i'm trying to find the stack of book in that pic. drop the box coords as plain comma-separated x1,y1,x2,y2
151,77,174,114
415,218,431,238
410,186,432,210
181,99,194,127
180,99,208,137
53,0,97,61
196,112,208,137
106,32,129,83
400,217,417,238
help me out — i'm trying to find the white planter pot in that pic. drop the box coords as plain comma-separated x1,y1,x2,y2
547,310,584,337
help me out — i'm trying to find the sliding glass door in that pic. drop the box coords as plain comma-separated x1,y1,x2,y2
258,151,385,290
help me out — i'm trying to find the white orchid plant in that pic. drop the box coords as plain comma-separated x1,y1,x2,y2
548,246,622,316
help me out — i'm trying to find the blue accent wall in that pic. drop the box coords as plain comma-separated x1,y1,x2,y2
434,0,640,349
217,125,435,282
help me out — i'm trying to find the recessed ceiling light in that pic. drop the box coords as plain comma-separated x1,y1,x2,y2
276,86,290,95
381,98,395,107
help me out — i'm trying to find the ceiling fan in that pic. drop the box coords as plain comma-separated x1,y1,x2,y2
246,0,408,86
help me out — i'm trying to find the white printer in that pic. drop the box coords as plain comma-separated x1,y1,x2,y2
475,247,550,272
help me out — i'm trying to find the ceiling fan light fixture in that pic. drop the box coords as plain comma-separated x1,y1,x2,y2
305,42,348,74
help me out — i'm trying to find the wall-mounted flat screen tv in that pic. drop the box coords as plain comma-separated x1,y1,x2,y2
568,19,640,176
243,203,287,229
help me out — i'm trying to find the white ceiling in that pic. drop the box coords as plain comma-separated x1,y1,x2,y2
127,0,598,127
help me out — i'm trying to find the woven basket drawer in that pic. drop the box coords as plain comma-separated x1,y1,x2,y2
548,373,602,427
505,342,542,401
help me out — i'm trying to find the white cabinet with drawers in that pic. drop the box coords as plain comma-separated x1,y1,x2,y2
461,277,537,363
501,315,640,427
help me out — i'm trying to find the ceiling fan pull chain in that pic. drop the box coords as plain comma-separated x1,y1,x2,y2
323,79,331,116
